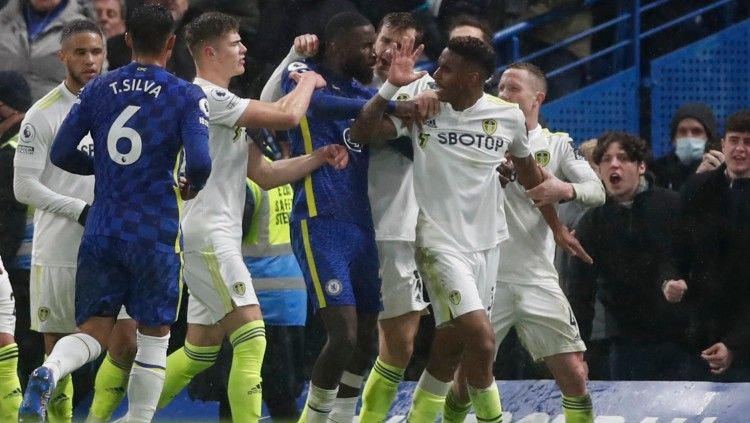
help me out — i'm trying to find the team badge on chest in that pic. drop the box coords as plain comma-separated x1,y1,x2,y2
482,119,497,136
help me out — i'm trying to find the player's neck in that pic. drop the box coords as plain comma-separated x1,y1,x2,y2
320,57,348,81
195,67,230,88
450,89,483,111
63,78,82,95
131,53,168,69
525,116,539,131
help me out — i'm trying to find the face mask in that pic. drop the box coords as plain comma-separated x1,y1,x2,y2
674,137,706,164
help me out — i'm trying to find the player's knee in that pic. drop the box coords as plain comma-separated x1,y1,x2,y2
109,324,137,362
468,335,497,362
327,330,357,360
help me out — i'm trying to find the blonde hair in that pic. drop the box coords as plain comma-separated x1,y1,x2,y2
578,138,598,163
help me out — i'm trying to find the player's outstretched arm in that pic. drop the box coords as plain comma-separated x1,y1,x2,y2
246,142,348,190
238,71,324,130
513,154,593,264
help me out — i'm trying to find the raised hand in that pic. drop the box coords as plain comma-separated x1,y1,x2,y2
696,150,725,174
387,36,427,87
293,34,319,57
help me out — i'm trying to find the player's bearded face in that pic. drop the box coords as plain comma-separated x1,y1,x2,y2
433,50,467,103
61,32,105,87
374,26,417,79
343,25,377,85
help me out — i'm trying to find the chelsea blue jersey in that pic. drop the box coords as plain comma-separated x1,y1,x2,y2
281,61,374,228
51,63,211,253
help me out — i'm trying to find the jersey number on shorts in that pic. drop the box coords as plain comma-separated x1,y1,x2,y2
108,105,143,165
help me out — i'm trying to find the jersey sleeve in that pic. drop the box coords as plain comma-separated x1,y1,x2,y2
181,85,212,190
507,108,530,158
260,46,306,102
556,135,605,207
385,80,428,140
49,90,95,175
280,61,309,96
13,107,56,170
203,86,251,128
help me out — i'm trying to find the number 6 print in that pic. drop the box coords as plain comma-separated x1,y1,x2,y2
108,105,143,165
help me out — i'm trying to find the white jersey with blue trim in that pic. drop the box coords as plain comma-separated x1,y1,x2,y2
499,125,601,285
392,76,529,253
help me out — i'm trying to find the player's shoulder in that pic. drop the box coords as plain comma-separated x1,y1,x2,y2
193,78,240,114
541,127,573,146
484,93,519,109
21,87,66,142
29,85,66,114
479,94,525,128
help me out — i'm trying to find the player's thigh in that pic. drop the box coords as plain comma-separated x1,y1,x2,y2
349,225,382,314
377,240,428,320
31,264,77,333
182,248,257,326
0,269,15,336
75,236,130,327
415,247,490,327
491,281,518,354
123,242,184,327
290,218,357,312
514,283,586,361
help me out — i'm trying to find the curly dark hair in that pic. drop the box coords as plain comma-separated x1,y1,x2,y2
593,131,650,165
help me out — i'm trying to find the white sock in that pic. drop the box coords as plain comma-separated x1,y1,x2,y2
120,331,170,423
417,370,452,396
327,397,358,423
44,333,102,384
306,383,339,423
327,371,363,423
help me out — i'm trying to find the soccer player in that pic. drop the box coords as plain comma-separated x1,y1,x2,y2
12,19,139,423
18,5,212,422
261,15,434,422
350,36,589,423
358,13,433,422
154,12,348,423
280,12,386,423
0,256,21,421
442,63,602,423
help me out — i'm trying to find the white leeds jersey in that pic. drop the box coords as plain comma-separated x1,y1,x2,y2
181,78,251,253
367,131,418,242
393,77,529,253
499,125,600,285
13,83,94,267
